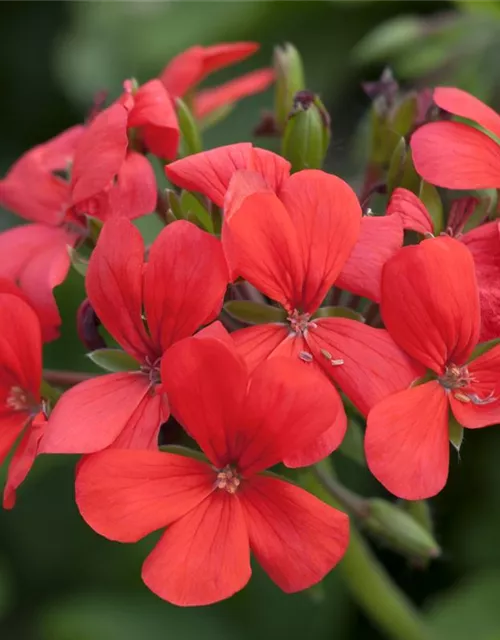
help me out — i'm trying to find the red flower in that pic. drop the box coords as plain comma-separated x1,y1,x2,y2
166,145,428,302
0,293,46,508
0,126,85,341
71,80,179,220
160,42,274,119
41,218,228,454
75,337,349,606
167,146,423,466
365,236,500,500
387,186,500,341
411,87,500,190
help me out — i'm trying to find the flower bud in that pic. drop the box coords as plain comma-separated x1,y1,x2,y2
364,498,441,562
274,43,305,131
77,298,106,352
282,91,331,172
175,97,202,157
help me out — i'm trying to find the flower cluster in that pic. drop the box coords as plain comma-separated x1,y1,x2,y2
1,42,500,606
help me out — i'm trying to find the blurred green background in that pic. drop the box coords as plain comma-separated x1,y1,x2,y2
2,2,500,639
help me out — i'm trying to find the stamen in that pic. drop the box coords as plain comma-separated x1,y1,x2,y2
298,351,313,363
320,349,344,367
6,386,29,412
287,310,312,336
140,356,161,386
214,465,241,494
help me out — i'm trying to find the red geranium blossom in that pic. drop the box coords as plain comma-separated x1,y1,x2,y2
70,80,179,220
0,125,85,341
75,336,349,606
160,42,274,120
166,144,427,302
386,187,500,342
411,87,500,190
0,293,46,508
365,236,500,500
42,217,228,454
167,146,423,465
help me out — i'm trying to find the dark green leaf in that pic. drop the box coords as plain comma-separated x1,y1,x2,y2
224,301,287,325
87,349,140,373
313,306,365,322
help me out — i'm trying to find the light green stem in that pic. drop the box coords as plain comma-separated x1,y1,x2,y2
308,463,434,640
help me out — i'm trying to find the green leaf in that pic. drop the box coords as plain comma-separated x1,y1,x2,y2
87,349,140,373
165,189,184,219
67,247,89,278
338,419,366,466
353,16,423,64
180,191,214,233
469,338,500,362
224,301,287,325
449,413,464,453
312,306,365,322
419,181,443,234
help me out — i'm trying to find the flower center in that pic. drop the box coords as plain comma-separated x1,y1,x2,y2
287,310,316,336
6,386,30,412
141,357,161,386
438,364,472,390
214,465,241,495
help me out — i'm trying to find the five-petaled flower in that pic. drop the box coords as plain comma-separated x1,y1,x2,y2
167,145,423,466
75,336,349,606
365,236,500,500
42,217,229,454
0,293,46,508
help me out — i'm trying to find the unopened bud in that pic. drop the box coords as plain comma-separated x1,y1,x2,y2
282,91,330,172
365,498,441,562
274,43,305,131
77,298,106,352
175,98,202,157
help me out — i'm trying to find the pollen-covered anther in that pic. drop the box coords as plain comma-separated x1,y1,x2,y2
298,351,313,363
320,348,344,367
6,386,29,412
215,465,241,494
287,310,316,335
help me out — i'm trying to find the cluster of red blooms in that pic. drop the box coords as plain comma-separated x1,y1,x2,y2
1,42,500,606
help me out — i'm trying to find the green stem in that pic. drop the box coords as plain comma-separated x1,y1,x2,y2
307,462,434,640
43,370,98,388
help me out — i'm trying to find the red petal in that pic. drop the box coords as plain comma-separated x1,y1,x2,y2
449,344,500,428
98,151,157,221
306,317,424,416
144,220,228,352
365,382,450,500
71,103,129,205
279,170,361,312
111,390,169,450
160,42,259,97
387,187,434,235
86,218,155,362
41,373,151,453
0,225,75,342
142,491,251,606
381,236,480,372
249,147,290,194
240,475,349,592
194,68,275,119
128,80,180,160
3,414,45,509
0,413,26,466
233,324,347,467
411,121,500,190
434,87,500,141
161,337,248,467
461,221,500,341
224,191,303,310
232,323,290,373
0,294,42,397
165,143,253,207
236,356,345,475
76,449,214,542
336,215,403,302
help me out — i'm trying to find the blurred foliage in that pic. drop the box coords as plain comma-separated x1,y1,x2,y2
2,1,500,639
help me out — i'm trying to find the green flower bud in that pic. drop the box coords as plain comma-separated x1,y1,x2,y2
364,498,441,562
282,91,330,172
274,43,305,131
175,97,202,157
